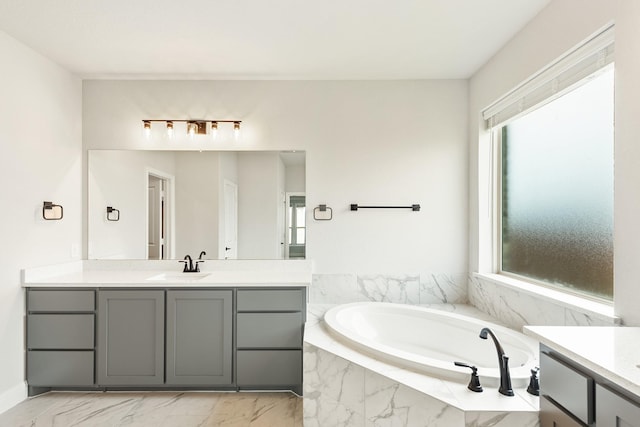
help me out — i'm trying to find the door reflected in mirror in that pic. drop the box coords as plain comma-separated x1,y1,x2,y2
88,150,305,260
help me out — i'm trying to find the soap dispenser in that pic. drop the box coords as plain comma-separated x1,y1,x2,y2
454,361,483,392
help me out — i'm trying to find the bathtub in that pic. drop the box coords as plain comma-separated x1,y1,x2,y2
324,302,539,388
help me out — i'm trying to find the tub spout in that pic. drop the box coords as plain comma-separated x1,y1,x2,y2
479,327,514,396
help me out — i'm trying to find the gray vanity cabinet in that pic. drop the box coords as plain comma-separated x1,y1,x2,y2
166,289,233,386
236,288,306,395
97,290,165,385
26,284,307,395
596,383,640,427
26,289,96,391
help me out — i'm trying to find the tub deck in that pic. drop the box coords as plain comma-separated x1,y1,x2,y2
303,303,539,426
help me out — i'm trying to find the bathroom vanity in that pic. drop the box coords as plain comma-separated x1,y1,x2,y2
525,326,640,427
23,261,310,397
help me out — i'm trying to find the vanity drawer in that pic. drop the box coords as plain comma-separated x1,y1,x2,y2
236,350,302,387
540,351,594,425
27,351,94,386
237,313,303,348
540,396,584,427
237,289,304,312
27,314,94,349
28,290,95,312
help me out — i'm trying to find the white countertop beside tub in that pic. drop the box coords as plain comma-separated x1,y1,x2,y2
305,303,540,413
22,260,313,287
524,325,640,400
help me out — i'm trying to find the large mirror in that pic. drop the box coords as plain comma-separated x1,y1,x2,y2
88,150,305,260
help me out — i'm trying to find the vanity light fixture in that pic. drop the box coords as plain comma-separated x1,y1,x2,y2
142,119,242,140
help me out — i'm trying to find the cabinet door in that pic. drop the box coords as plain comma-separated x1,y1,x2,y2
97,290,165,385
166,290,233,385
596,384,640,427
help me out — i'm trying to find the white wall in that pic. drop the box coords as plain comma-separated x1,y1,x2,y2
175,151,220,258
469,0,640,325
82,80,469,275
237,152,283,259
88,150,175,259
0,31,82,411
285,165,305,193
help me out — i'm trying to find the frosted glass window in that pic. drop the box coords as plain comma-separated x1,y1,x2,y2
500,68,614,299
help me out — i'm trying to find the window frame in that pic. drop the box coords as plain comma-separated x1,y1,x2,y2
480,24,616,304
490,85,614,303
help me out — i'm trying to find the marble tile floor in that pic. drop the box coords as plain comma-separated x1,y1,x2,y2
0,391,303,427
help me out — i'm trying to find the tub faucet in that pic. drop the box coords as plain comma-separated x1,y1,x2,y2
479,327,514,396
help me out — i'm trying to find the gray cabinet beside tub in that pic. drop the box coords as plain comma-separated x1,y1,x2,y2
25,286,306,396
539,344,640,427
236,289,306,395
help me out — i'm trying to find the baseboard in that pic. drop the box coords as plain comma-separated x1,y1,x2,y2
0,382,27,415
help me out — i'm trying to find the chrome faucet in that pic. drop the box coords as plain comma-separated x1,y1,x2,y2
479,327,514,396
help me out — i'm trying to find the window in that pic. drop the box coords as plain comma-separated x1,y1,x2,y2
288,195,306,258
483,25,615,300
500,68,614,299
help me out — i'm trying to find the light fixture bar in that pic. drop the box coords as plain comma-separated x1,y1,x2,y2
142,120,241,123
141,119,242,138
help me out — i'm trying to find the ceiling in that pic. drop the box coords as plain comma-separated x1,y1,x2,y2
0,0,550,80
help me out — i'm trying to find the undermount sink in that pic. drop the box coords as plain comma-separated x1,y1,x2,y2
146,272,211,282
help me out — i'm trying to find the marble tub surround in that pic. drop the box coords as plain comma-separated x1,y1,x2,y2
304,303,539,426
469,273,619,331
0,391,302,426
311,273,467,305
524,326,640,400
22,259,313,287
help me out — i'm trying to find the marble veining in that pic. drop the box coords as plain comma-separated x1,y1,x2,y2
0,391,302,427
364,371,464,426
469,274,618,330
420,273,468,304
356,275,420,305
311,273,467,305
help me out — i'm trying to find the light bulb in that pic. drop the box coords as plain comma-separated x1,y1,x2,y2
143,121,151,139
166,121,174,139
187,121,197,138
211,121,218,140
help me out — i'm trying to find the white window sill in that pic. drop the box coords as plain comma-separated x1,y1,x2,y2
473,272,620,325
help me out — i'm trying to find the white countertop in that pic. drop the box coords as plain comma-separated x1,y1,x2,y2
22,260,312,287
524,326,640,399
